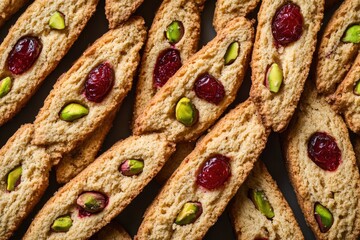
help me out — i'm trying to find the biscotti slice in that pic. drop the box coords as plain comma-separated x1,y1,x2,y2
133,0,202,125
92,222,131,240
105,0,144,29
0,0,99,126
353,136,360,169
333,53,360,134
55,112,116,184
23,134,175,240
0,0,29,27
213,0,260,32
0,124,51,240
283,82,360,239
230,161,304,240
32,17,146,158
134,17,254,142
136,100,269,240
316,0,360,95
250,0,324,132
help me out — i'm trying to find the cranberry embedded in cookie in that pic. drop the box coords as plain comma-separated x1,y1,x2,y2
307,132,341,171
77,191,108,217
314,202,333,233
165,21,184,44
194,73,225,105
7,36,42,75
272,3,303,47
153,48,182,89
85,62,115,103
196,154,231,190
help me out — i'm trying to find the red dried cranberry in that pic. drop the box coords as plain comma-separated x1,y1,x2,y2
272,3,303,47
85,62,114,102
308,132,341,171
196,154,231,190
7,36,42,75
194,73,225,105
153,48,182,89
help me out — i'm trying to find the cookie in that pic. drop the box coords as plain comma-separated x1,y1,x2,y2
136,100,269,240
23,134,175,240
333,53,360,134
0,124,51,240
0,0,99,127
353,135,360,169
283,82,360,239
105,0,144,29
250,0,324,132
32,17,146,159
316,0,360,95
92,222,131,240
133,0,202,126
213,0,260,32
55,112,116,184
230,161,304,240
0,0,29,27
134,17,254,142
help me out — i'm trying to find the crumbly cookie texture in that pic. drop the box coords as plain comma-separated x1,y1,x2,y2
136,100,269,240
0,124,51,240
133,0,202,126
213,0,260,32
32,17,146,159
333,53,360,134
23,134,175,240
316,0,360,95
353,136,360,169
230,161,304,240
250,0,324,132
105,0,144,29
93,222,131,240
283,82,360,240
0,0,99,127
134,17,254,142
55,112,116,184
0,0,29,27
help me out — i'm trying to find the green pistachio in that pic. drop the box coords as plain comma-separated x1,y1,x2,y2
59,103,89,122
0,77,12,98
314,202,333,233
165,21,184,44
49,11,66,30
224,41,240,65
249,189,275,219
175,97,198,127
342,25,360,44
120,159,144,176
354,80,360,96
51,215,72,232
266,63,283,93
76,192,107,213
6,166,22,191
175,202,202,225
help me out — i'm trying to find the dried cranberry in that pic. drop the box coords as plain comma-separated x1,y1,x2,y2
85,62,114,102
272,3,303,47
194,73,225,104
153,48,182,89
308,132,341,171
196,154,231,190
7,36,42,75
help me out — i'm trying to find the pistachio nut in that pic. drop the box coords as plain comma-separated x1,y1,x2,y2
175,202,202,225
165,21,184,44
342,24,360,44
59,103,89,122
0,77,12,98
266,63,283,93
49,11,66,30
354,80,360,96
6,166,22,191
314,202,333,233
224,41,240,65
175,97,198,127
249,189,275,219
51,215,72,232
76,191,108,213
120,159,144,176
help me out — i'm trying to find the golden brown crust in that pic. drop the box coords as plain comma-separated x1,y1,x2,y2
250,0,324,132
94,222,131,240
136,100,269,239
0,0,99,127
0,0,29,27
283,82,360,239
105,0,144,29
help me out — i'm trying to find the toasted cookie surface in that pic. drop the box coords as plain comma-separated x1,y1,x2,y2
93,222,131,240
316,0,360,95
134,17,254,142
0,124,51,240
231,161,304,240
0,0,29,27
283,82,360,239
32,17,146,158
24,134,175,240
136,100,269,240
0,0,99,126
250,0,324,132
105,0,144,29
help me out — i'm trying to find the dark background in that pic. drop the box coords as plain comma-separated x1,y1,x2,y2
0,0,340,239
